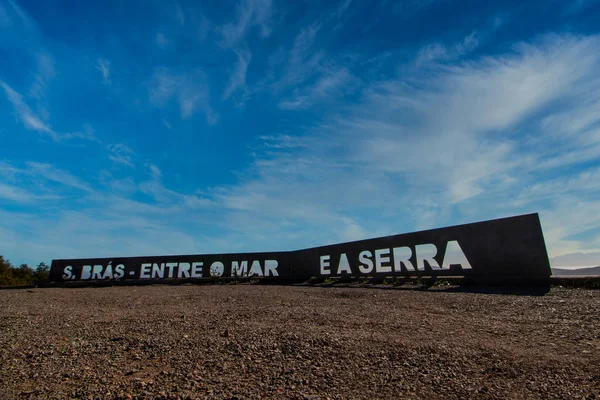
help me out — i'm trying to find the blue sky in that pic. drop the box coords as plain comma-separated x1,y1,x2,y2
1,0,600,267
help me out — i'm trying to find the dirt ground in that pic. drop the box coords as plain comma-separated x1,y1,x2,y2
0,284,598,399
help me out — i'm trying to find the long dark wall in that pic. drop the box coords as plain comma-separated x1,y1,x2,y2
49,213,552,284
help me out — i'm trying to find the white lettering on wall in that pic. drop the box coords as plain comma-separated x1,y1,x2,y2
152,263,165,279
114,264,125,279
358,250,374,274
441,240,472,270
62,266,73,280
92,265,103,280
141,263,152,278
249,260,264,277
191,262,203,278
232,261,248,277
415,244,441,271
178,262,191,278
320,255,331,275
265,260,279,277
337,253,352,274
81,265,92,280
393,247,414,271
101,262,113,279
319,240,471,276
375,248,392,273
166,262,178,278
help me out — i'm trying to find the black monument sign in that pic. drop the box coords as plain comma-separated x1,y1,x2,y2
49,213,552,284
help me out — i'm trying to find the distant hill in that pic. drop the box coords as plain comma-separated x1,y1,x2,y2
552,266,600,276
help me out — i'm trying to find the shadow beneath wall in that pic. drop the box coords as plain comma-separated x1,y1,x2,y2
288,282,552,296
9,276,587,296
432,284,551,296
0,284,37,291
268,275,555,296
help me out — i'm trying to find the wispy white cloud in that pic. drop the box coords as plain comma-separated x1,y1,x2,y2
148,164,162,180
269,21,361,109
156,32,170,49
538,196,600,257
0,80,58,140
25,162,92,192
0,204,210,263
219,0,274,47
1,80,100,142
138,168,216,211
0,0,38,33
551,251,600,267
95,58,111,85
288,23,321,72
269,23,324,93
416,31,479,65
278,66,355,110
0,160,215,248
331,0,354,31
0,182,62,202
258,134,308,149
174,1,185,26
29,51,55,99
335,0,353,19
223,48,252,99
148,67,218,124
0,182,35,202
6,0,32,28
218,0,273,102
197,14,211,41
0,161,90,206
108,144,134,167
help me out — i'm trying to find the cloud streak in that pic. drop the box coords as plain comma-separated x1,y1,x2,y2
148,68,218,124
416,31,479,65
278,66,355,110
223,48,252,99
95,58,111,85
156,32,169,49
108,144,134,167
0,80,58,140
6,0,32,28
219,0,274,47
29,51,55,99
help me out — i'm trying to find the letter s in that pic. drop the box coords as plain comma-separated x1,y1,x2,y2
62,266,73,280
114,264,125,279
358,251,374,274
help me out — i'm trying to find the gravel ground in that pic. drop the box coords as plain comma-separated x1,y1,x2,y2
0,284,599,399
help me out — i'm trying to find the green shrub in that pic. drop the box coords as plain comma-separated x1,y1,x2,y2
0,256,50,286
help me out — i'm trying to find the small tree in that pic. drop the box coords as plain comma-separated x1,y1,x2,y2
34,262,50,282
0,256,13,286
16,264,34,280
